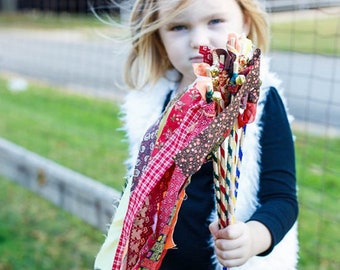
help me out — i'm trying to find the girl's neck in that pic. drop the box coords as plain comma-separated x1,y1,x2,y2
177,76,195,94
164,69,195,94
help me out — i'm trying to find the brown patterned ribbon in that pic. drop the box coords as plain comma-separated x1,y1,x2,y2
174,49,261,177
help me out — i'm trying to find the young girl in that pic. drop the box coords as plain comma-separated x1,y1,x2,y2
95,0,299,269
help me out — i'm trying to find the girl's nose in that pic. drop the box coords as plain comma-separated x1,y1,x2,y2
190,28,209,49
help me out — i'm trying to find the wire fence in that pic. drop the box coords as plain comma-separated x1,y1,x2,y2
266,5,340,269
0,0,340,269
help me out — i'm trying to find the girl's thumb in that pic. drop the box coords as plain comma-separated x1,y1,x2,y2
209,221,219,239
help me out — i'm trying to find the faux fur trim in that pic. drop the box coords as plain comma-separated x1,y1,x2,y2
120,70,180,175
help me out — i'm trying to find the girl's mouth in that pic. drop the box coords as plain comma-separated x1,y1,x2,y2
189,56,204,63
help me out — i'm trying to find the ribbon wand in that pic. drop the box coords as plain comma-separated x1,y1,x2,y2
200,34,261,270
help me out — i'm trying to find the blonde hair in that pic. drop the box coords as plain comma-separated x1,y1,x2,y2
124,0,269,89
237,0,270,53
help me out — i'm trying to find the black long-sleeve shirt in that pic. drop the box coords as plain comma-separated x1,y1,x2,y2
160,87,298,270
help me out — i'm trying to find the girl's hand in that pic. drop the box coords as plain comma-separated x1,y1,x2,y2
209,221,252,267
209,220,272,268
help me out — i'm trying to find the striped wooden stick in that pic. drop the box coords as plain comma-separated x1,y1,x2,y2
226,123,238,225
235,125,246,200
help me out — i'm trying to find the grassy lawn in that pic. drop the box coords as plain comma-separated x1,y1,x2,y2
294,132,340,269
0,76,124,268
0,177,103,270
0,11,107,29
1,75,339,269
0,77,127,190
271,17,339,56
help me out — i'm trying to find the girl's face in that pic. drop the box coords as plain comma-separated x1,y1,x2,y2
158,0,249,87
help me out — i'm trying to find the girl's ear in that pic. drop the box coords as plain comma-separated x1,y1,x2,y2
242,16,251,36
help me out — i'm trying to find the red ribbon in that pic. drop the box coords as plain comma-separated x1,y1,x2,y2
238,102,257,128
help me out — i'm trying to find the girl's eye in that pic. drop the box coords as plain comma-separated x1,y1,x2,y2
170,25,187,31
209,19,224,25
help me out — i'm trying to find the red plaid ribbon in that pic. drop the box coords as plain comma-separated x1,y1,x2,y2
112,86,215,270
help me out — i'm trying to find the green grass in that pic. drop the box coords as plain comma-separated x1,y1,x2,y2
0,11,108,29
271,17,340,56
1,75,339,269
0,176,103,270
0,77,127,190
294,132,340,269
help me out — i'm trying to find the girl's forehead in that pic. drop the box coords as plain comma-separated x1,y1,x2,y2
157,0,190,14
158,0,238,17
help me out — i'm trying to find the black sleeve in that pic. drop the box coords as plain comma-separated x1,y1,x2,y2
248,87,298,255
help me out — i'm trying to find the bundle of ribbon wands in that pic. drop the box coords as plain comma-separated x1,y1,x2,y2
194,33,262,229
